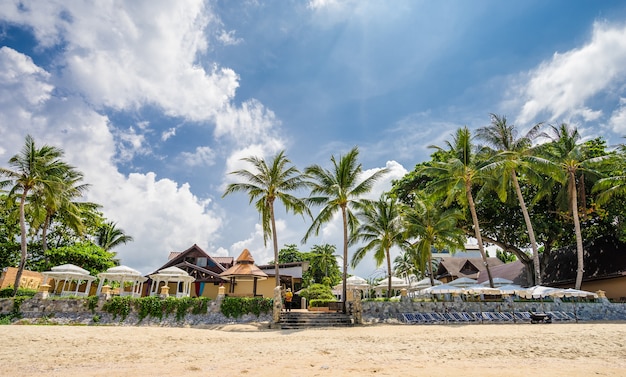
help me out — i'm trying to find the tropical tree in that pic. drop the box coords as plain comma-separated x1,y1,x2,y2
307,244,341,285
303,147,388,310
476,114,544,284
0,135,70,295
350,195,406,298
96,221,133,252
393,250,419,283
420,127,495,287
402,194,465,286
537,124,608,289
223,150,310,287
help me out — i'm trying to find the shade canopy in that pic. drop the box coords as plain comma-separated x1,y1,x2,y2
374,276,409,290
148,266,195,297
97,265,147,297
518,285,562,299
480,277,514,287
496,284,525,295
449,277,478,287
41,264,96,296
421,284,466,294
219,249,268,280
552,288,598,298
465,285,501,295
411,278,443,291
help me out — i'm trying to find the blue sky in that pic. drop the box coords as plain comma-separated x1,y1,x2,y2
2,0,626,280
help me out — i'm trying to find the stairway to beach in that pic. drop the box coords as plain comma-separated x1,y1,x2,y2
279,311,354,329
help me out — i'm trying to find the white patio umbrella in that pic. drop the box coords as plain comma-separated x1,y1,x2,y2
548,288,598,323
449,277,478,287
465,285,501,295
421,284,465,295
518,285,563,299
497,284,525,295
410,277,443,291
480,277,514,287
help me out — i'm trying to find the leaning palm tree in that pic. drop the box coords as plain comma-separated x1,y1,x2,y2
96,221,134,252
537,124,607,289
402,193,465,286
420,127,495,287
350,195,406,298
223,150,310,287
0,135,69,295
303,147,388,311
477,114,544,284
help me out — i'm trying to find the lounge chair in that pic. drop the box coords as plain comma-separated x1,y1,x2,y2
529,311,552,324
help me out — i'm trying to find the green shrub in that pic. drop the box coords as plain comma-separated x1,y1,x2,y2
309,299,336,307
220,297,273,318
102,296,132,320
298,283,335,302
86,296,100,313
0,287,37,298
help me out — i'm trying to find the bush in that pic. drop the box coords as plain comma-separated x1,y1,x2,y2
220,297,273,318
298,283,335,302
0,287,37,298
309,299,337,307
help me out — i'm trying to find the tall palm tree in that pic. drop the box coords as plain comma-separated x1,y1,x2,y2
309,244,340,284
477,114,544,284
0,135,69,295
350,195,405,298
303,147,388,311
538,124,607,289
223,150,310,287
421,127,495,287
96,221,133,252
31,167,92,253
402,194,465,286
393,250,418,283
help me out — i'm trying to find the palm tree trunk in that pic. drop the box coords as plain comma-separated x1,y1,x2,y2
13,192,29,296
386,247,392,298
341,205,348,313
569,172,584,290
269,202,281,288
466,184,494,288
42,214,51,253
428,253,435,286
511,171,541,285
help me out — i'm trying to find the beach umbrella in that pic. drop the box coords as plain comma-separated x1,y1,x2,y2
496,284,525,295
449,277,478,287
480,277,514,287
410,278,443,294
519,285,564,314
465,285,501,295
421,284,465,295
549,288,598,323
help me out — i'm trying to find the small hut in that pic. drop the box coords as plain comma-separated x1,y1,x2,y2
97,265,147,297
148,266,195,297
219,249,268,297
41,264,96,297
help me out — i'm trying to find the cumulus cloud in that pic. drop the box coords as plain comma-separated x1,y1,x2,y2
179,146,216,167
515,22,626,125
609,97,626,134
0,47,224,275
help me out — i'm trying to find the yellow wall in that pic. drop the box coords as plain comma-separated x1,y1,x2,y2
0,268,43,290
554,277,626,300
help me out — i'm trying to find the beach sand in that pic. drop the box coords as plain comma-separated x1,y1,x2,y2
1,322,625,376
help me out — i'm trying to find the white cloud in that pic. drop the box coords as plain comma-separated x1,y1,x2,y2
217,29,242,46
0,47,224,275
609,97,626,134
179,146,216,167
516,22,626,125
1,1,239,122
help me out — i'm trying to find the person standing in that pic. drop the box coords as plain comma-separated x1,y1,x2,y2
285,288,293,312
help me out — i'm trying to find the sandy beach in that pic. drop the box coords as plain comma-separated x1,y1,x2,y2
1,322,624,377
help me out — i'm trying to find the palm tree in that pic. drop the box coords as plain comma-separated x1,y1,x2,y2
96,221,133,252
31,166,92,253
538,124,607,289
303,147,388,311
0,135,69,295
593,142,626,205
402,194,465,286
476,114,544,284
393,250,418,283
308,244,340,285
421,127,495,287
350,195,405,298
223,150,310,287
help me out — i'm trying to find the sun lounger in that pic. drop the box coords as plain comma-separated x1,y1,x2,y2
499,312,514,321
514,311,531,321
529,312,552,324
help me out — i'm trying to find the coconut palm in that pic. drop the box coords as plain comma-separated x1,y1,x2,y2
402,194,465,286
223,150,310,287
420,126,495,287
593,143,626,205
537,124,608,289
476,114,544,284
303,147,388,311
96,221,133,252
308,244,341,285
350,195,406,298
0,135,69,295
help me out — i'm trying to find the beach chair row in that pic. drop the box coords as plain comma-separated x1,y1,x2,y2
399,311,577,324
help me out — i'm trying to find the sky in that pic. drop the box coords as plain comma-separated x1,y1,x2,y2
2,0,626,281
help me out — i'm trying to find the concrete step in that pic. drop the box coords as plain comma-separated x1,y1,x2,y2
279,311,354,329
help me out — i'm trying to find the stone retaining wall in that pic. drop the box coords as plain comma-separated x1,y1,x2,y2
0,296,271,326
361,297,626,323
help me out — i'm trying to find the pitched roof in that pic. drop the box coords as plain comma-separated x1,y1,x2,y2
542,236,626,284
476,260,529,286
219,249,268,280
436,257,503,280
154,244,227,275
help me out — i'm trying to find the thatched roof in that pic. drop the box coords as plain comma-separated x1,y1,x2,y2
219,249,268,280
